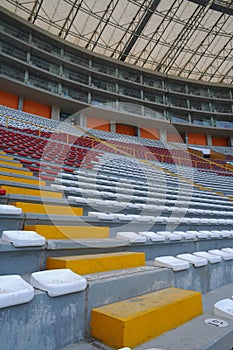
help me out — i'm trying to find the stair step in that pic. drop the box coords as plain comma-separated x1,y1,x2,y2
1,185,62,198
0,160,23,167
0,167,33,176
13,202,83,216
91,287,203,349
47,252,145,274
24,225,109,240
0,173,45,186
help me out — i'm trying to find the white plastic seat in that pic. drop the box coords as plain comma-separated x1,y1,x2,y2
219,230,232,238
222,248,233,254
173,231,196,240
134,215,155,222
208,249,233,261
154,256,190,271
116,232,146,243
0,275,34,308
116,214,135,222
224,219,233,225
167,217,181,224
189,218,201,224
1,230,46,247
193,251,221,263
194,231,209,239
207,231,221,238
157,231,182,241
96,213,115,220
0,204,22,215
138,231,166,242
156,216,168,223
222,230,233,237
88,211,99,217
176,253,208,267
51,184,68,191
214,299,233,320
200,218,212,224
30,269,87,297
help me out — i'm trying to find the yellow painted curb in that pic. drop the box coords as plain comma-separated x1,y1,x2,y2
13,202,83,216
0,167,33,176
24,225,109,240
47,252,145,274
2,185,62,198
0,160,22,167
91,287,203,348
0,174,45,186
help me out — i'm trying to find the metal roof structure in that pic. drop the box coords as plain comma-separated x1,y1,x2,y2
2,0,233,84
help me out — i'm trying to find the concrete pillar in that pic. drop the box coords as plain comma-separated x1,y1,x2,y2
206,134,212,146
51,106,60,121
229,136,233,147
18,96,24,111
110,121,116,133
159,128,167,142
184,131,189,145
79,113,86,127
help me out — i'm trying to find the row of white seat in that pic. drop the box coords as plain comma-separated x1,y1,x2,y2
71,171,233,205
88,212,233,226
93,162,233,197
114,230,233,243
53,176,233,209
3,227,233,251
94,166,233,193
93,152,232,185
154,248,233,271
0,269,87,309
67,194,233,219
164,162,233,192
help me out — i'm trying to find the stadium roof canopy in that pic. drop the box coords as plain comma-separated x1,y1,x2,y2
2,0,233,84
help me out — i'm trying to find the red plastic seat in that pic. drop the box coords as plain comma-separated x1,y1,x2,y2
40,175,55,182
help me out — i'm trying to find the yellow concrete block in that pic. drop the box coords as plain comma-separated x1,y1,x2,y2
0,152,14,159
24,225,109,240
0,174,45,186
46,252,145,274
13,202,83,216
0,167,33,176
91,287,203,348
0,160,22,167
1,185,62,198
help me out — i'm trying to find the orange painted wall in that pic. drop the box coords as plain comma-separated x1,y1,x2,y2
0,91,18,109
212,137,228,146
167,133,182,143
188,133,207,145
140,127,159,140
23,99,51,118
87,117,110,131
116,123,136,136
